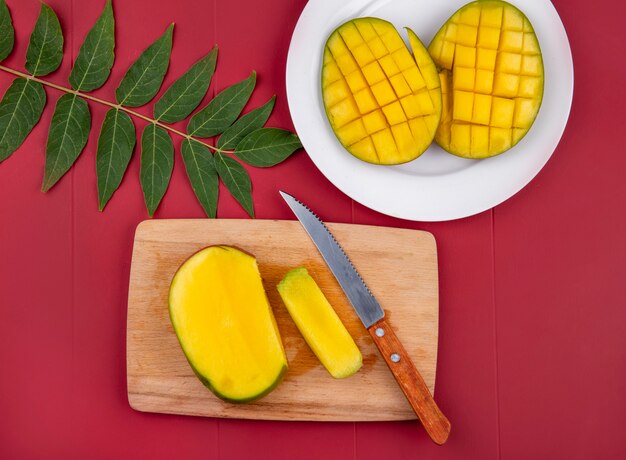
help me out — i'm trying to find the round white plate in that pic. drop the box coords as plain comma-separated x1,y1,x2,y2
286,0,573,221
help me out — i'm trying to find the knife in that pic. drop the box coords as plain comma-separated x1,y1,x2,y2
280,191,451,445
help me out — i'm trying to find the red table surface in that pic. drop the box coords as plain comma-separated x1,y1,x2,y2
1,0,625,458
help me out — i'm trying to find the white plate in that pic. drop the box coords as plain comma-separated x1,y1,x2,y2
286,0,573,221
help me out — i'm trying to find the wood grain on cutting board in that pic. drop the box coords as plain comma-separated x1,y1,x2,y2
127,219,439,421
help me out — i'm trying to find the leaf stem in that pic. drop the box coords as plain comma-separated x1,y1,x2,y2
0,64,234,154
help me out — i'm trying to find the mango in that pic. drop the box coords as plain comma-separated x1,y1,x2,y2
169,246,287,403
278,268,362,379
428,0,544,158
322,18,442,165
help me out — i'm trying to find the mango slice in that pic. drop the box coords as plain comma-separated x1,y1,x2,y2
277,268,362,379
428,0,544,158
322,18,442,165
169,246,287,403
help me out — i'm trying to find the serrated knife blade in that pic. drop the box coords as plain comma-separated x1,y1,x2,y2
279,191,384,328
280,190,451,445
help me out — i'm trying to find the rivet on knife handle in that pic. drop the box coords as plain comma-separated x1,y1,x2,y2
368,318,451,445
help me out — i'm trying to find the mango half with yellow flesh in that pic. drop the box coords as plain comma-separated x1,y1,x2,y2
322,18,442,165
278,268,362,378
429,0,544,158
169,246,287,403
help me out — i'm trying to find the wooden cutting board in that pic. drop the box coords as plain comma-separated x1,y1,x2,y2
127,219,439,421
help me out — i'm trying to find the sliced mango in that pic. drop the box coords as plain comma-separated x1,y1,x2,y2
428,0,544,158
277,268,362,379
169,246,287,403
322,18,441,165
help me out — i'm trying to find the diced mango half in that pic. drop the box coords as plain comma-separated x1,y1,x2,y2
428,0,544,158
322,18,442,165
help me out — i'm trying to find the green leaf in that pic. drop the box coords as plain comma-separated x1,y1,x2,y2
116,24,173,107
42,94,90,191
181,139,218,218
0,0,14,62
217,96,275,150
234,128,302,167
69,0,114,92
154,47,218,123
96,108,136,210
188,71,256,138
140,123,173,217
0,78,46,162
25,2,63,77
214,153,253,217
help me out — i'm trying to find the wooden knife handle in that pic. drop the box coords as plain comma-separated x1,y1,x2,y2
368,318,451,445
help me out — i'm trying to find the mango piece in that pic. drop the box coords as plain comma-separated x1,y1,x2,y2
323,62,342,85
471,125,490,157
472,94,492,125
351,137,378,163
500,30,523,52
389,74,412,98
496,52,522,74
370,79,396,106
362,109,388,134
371,128,401,164
455,45,476,67
491,97,515,128
382,101,407,125
169,246,287,403
490,127,512,153
450,123,471,157
493,72,520,98
322,18,442,164
327,96,359,128
362,61,386,85
345,71,368,93
428,0,544,157
336,119,368,146
476,48,497,71
324,79,351,107
475,69,494,94
518,76,542,98
351,44,376,67
403,67,426,92
453,67,475,91
477,27,500,49
512,128,526,145
453,90,474,122
378,55,401,77
353,88,379,115
513,97,540,128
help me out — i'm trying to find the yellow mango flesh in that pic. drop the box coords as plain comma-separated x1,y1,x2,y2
169,246,287,403
428,0,544,158
322,18,442,165
277,268,362,379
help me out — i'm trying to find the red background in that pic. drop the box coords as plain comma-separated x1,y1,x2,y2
1,0,625,458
